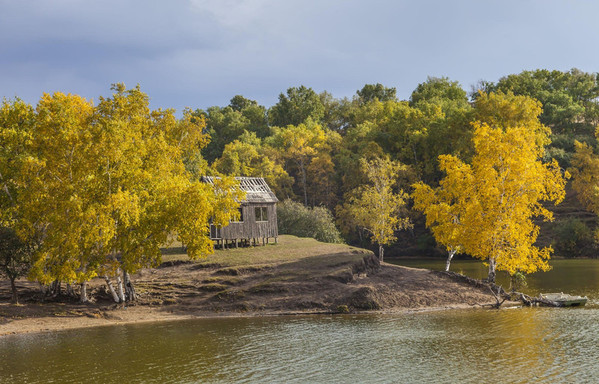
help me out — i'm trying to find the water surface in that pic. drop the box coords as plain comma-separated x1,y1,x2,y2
2,259,599,383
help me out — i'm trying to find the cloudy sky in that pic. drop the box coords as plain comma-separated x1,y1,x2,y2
1,0,597,112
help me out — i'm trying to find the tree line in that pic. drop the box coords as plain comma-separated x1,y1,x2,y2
2,68,599,302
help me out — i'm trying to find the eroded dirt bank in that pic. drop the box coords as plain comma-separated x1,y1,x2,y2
0,237,497,336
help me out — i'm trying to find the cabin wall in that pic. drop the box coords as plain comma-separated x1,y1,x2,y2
215,203,278,240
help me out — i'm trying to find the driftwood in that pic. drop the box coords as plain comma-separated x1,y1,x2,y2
433,270,563,308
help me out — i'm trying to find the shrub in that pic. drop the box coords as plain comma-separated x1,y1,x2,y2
277,199,343,243
552,218,593,258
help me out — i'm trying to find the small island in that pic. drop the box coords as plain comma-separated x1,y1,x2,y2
0,235,497,336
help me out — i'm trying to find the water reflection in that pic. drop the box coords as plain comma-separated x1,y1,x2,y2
2,308,599,383
2,259,599,383
390,258,599,299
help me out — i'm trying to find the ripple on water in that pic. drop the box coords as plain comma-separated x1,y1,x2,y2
2,309,599,383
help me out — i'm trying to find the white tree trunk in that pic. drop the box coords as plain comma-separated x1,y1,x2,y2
116,270,125,303
445,249,457,272
80,281,88,303
104,276,120,303
378,244,384,262
488,257,497,283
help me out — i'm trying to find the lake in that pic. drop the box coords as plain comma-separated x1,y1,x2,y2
2,258,599,383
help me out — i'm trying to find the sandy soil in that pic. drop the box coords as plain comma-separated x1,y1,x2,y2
0,250,499,337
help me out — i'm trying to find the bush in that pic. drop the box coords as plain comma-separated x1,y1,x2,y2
552,218,593,258
277,199,343,243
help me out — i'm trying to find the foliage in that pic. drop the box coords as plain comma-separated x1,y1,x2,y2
266,119,340,207
490,68,599,134
337,157,412,260
268,86,325,127
277,199,343,243
211,131,294,199
0,227,33,303
2,85,243,303
552,218,594,258
418,93,568,282
356,83,397,104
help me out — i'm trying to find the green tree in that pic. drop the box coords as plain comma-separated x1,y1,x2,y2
356,83,397,104
268,86,325,127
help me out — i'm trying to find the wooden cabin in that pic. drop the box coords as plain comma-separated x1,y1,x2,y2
202,176,278,248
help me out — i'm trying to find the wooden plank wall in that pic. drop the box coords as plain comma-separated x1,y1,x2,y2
213,203,278,240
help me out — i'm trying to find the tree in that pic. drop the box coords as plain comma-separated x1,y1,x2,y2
491,68,599,134
0,227,33,304
212,131,294,199
419,94,567,282
266,120,339,206
268,86,325,127
413,165,468,271
338,157,412,261
570,137,599,220
22,85,243,303
356,83,397,104
409,77,470,116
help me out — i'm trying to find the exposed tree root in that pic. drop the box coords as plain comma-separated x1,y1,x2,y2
433,270,562,308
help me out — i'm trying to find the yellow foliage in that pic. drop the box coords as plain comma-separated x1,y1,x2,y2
339,157,412,260
414,93,568,280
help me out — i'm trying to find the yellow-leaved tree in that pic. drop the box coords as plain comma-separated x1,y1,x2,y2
338,157,412,261
570,139,599,215
414,92,568,283
412,154,473,271
21,85,243,303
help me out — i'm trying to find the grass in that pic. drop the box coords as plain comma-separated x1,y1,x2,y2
160,235,371,268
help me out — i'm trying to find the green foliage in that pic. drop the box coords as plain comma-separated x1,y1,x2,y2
552,218,594,258
509,272,528,292
268,86,325,127
277,199,343,244
410,76,470,116
490,68,599,135
356,83,397,104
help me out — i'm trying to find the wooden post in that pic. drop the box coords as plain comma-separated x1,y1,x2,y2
262,237,265,246
275,237,278,244
235,239,238,248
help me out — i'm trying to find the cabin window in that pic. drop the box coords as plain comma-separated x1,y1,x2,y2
231,207,244,223
255,206,268,222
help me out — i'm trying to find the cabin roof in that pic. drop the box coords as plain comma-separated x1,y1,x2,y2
201,176,279,204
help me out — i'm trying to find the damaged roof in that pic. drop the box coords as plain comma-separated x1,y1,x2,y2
201,176,279,204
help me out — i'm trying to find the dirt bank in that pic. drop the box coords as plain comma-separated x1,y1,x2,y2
0,236,498,336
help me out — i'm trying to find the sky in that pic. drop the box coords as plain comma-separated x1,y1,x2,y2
1,0,598,113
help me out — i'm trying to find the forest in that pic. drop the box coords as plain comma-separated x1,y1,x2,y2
2,68,599,303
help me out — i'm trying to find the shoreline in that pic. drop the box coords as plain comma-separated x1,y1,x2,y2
0,236,502,337
0,301,503,338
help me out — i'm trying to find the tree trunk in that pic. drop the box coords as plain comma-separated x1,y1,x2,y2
123,270,136,301
66,283,76,297
445,249,457,272
80,281,88,303
378,244,384,262
104,276,120,303
116,271,125,303
9,277,18,304
488,257,497,283
299,157,308,206
50,280,61,297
